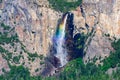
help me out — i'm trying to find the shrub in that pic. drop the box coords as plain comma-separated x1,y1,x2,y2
48,0,82,12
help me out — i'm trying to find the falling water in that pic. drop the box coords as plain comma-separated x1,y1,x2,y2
41,13,74,76
53,14,68,67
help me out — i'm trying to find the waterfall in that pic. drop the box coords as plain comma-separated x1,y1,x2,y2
53,14,68,67
41,13,74,76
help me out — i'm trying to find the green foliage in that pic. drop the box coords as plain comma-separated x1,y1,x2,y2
0,33,19,44
1,23,10,30
101,39,120,71
13,55,21,64
48,0,82,12
64,58,84,72
0,57,120,80
28,52,44,60
0,23,19,45
35,68,39,72
21,44,44,62
0,46,12,60
52,39,120,80
40,61,44,65
46,58,119,80
0,23,19,63
112,39,120,50
0,22,120,80
105,33,110,37
60,58,101,80
73,33,86,58
0,66,31,80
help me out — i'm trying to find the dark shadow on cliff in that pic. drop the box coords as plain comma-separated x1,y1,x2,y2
65,12,74,60
73,33,85,58
65,13,85,60
41,12,86,76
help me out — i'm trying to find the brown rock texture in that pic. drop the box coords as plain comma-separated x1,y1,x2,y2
0,0,120,76
0,54,10,75
0,0,61,76
72,0,120,63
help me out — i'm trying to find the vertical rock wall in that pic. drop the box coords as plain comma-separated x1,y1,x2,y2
71,0,120,63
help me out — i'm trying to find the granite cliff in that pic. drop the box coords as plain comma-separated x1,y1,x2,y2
0,0,120,76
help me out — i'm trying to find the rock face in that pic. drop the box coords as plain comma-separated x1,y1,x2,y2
0,0,61,76
73,0,120,38
0,54,10,75
0,0,120,76
72,0,120,63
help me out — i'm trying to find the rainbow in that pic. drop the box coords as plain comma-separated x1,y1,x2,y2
54,14,68,41
53,14,68,67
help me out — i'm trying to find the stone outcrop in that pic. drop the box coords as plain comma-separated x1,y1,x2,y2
0,54,10,75
0,0,120,76
0,0,62,76
71,0,120,63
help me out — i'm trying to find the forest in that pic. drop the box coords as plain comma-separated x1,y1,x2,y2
0,39,120,80
48,0,82,12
